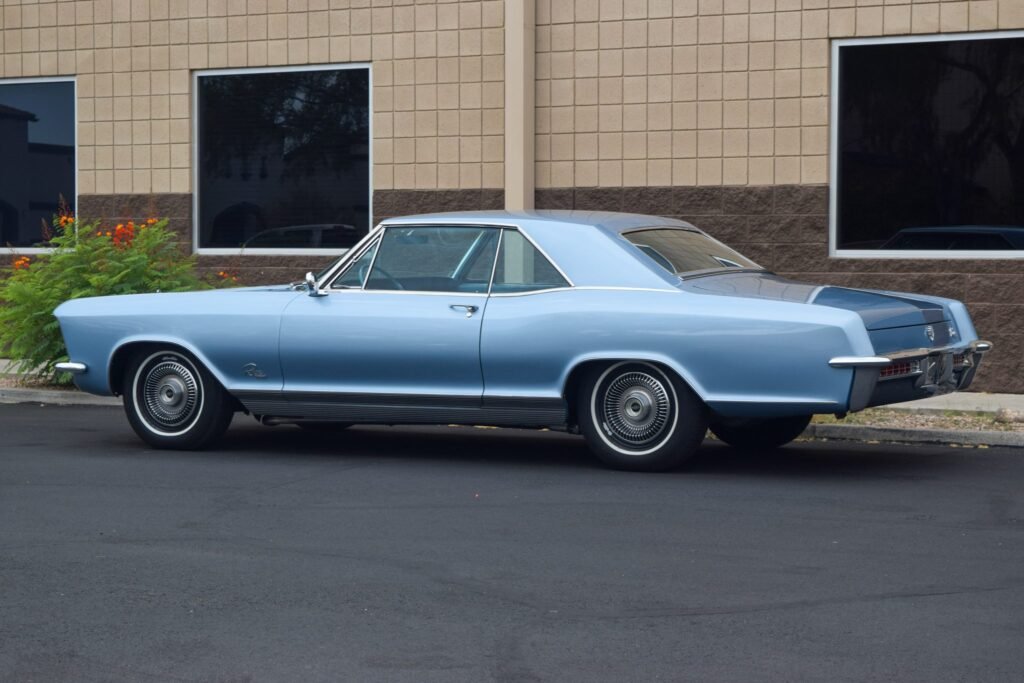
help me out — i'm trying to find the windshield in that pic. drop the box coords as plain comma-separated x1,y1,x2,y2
622,228,762,277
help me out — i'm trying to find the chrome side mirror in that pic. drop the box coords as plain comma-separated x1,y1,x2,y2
305,272,326,297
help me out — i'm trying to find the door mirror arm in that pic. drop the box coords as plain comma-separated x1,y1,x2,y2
305,272,327,298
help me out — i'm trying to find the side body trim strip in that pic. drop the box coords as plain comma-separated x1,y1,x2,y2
233,391,567,427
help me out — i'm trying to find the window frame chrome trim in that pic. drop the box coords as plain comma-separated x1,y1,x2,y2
319,224,384,289
486,229,504,297
360,224,502,295
191,62,373,256
488,285,678,298
0,75,78,255
320,220,576,297
829,30,1024,260
377,220,577,288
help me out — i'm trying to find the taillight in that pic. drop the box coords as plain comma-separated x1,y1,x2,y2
879,360,921,379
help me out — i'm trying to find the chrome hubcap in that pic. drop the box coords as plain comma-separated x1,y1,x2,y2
600,370,672,449
141,358,200,430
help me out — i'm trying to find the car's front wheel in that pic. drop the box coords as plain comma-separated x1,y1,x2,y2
123,348,234,449
578,362,708,471
708,415,812,451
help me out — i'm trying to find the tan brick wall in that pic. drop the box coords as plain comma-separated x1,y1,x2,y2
0,0,505,196
533,0,1024,189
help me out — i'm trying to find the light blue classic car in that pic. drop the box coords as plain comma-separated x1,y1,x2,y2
55,211,991,471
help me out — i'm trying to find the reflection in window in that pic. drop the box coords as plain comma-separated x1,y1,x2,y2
492,230,569,293
196,67,370,249
0,80,75,248
836,36,1024,251
621,228,759,276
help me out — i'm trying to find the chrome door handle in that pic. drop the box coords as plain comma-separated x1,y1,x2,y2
450,304,479,318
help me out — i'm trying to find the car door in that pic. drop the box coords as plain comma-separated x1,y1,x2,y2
279,225,500,405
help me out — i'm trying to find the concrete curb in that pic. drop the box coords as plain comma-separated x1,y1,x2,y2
0,387,120,407
805,423,1024,448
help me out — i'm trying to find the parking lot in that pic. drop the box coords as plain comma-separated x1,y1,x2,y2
2,403,1023,682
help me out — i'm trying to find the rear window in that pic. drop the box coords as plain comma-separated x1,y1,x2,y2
622,228,761,276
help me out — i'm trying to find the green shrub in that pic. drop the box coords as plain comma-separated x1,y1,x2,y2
1,213,208,384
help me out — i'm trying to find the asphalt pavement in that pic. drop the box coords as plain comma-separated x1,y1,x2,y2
2,404,1023,682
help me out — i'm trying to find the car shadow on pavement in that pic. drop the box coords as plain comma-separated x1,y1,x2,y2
212,420,980,479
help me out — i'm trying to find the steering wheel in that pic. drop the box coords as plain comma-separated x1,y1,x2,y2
360,262,404,290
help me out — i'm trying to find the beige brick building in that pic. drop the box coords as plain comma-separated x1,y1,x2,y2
1,0,1022,391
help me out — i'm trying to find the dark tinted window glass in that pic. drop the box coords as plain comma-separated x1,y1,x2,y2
492,230,568,293
0,80,75,248
197,68,369,249
837,37,1024,251
622,228,760,276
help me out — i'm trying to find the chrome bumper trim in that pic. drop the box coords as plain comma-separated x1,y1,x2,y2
55,362,87,375
841,340,992,412
829,356,891,368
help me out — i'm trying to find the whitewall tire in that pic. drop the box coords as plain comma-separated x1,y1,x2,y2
123,349,234,450
578,362,707,471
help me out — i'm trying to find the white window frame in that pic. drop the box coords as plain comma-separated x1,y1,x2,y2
829,30,1024,260
192,63,372,256
0,75,77,255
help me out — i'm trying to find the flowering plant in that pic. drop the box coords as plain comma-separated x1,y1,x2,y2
1,209,207,384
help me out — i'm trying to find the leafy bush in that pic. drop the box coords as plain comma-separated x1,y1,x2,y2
1,212,208,384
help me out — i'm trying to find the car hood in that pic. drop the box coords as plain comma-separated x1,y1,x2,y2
679,272,949,330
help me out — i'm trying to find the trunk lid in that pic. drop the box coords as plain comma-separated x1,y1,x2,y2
679,272,953,352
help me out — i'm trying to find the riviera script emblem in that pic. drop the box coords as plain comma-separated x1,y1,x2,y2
242,363,267,379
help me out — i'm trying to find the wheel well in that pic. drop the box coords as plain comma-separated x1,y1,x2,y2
108,342,198,396
563,359,688,429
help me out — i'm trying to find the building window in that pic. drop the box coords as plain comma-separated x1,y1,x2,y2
0,78,75,250
195,65,370,253
832,33,1024,256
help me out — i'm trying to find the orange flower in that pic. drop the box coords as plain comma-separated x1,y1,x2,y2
146,217,157,225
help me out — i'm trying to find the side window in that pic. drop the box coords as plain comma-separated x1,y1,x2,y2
330,239,379,289
492,230,569,293
365,226,498,293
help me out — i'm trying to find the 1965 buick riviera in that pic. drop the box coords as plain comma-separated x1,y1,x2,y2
55,211,991,471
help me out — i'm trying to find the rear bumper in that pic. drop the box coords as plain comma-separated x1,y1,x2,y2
831,340,992,412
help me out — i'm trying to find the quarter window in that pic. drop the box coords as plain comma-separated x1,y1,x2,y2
365,226,499,293
195,66,370,251
331,239,379,289
0,79,75,249
492,230,569,293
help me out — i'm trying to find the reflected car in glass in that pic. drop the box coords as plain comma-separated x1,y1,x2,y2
880,226,1024,251
241,223,360,249
54,212,992,471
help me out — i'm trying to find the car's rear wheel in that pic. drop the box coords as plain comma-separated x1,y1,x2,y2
123,348,234,449
708,415,812,451
578,361,707,471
